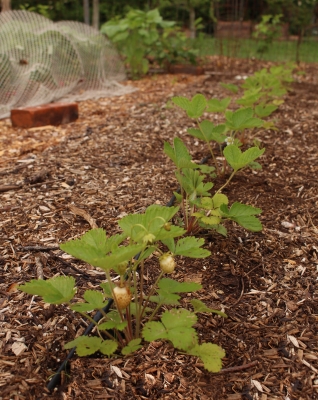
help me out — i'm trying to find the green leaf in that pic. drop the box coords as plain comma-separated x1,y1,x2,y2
60,229,139,271
70,303,100,312
198,120,227,143
236,93,262,107
99,340,119,356
167,325,198,351
222,201,262,217
233,216,262,231
254,104,277,118
118,204,183,244
99,320,127,331
189,343,225,372
83,290,106,309
217,224,228,236
161,237,175,253
61,229,123,257
197,164,216,176
209,123,227,143
100,281,115,297
225,107,263,131
220,82,239,93
220,202,262,232
190,299,227,317
64,336,100,355
162,308,197,329
156,225,186,242
173,191,183,203
101,23,128,38
172,94,206,118
175,168,213,199
174,237,210,258
248,161,262,170
171,96,191,111
122,338,143,355
262,120,277,130
272,99,284,106
206,97,231,112
18,276,76,304
269,87,286,97
161,309,198,350
158,277,202,293
200,215,221,225
222,145,243,166
64,336,117,357
187,128,204,141
143,309,198,351
97,310,127,330
164,137,198,170
211,193,229,208
149,291,181,306
142,321,168,342
223,145,265,171
96,245,145,271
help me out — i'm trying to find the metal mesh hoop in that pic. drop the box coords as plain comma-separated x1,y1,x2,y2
0,10,134,119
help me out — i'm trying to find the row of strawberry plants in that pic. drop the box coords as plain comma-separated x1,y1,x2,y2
18,63,296,378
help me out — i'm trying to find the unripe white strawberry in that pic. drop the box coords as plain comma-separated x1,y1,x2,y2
159,253,176,274
113,285,132,309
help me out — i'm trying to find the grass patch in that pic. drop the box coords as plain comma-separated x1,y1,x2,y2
194,37,318,64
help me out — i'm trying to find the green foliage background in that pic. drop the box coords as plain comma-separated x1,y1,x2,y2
10,0,317,35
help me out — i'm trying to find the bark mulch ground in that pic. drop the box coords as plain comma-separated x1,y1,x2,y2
0,56,317,400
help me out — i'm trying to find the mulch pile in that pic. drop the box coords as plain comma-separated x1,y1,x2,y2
0,56,317,400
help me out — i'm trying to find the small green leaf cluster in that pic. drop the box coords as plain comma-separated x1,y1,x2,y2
19,204,226,372
236,64,296,109
101,9,172,78
154,26,199,67
166,65,294,236
170,91,267,172
100,8,198,78
164,136,263,236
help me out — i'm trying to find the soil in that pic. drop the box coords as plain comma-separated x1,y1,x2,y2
0,56,317,400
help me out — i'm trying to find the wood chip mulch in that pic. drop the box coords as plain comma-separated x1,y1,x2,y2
0,56,317,400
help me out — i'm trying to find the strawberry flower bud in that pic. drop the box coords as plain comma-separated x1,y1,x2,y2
143,233,156,244
117,261,128,276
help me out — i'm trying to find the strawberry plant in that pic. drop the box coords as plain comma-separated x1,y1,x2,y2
221,63,296,110
169,64,296,177
19,204,226,372
170,93,265,174
164,136,264,236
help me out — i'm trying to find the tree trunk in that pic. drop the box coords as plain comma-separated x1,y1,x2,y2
92,0,99,30
83,0,90,25
189,6,196,38
1,0,11,12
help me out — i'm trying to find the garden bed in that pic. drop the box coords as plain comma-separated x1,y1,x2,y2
0,56,317,400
